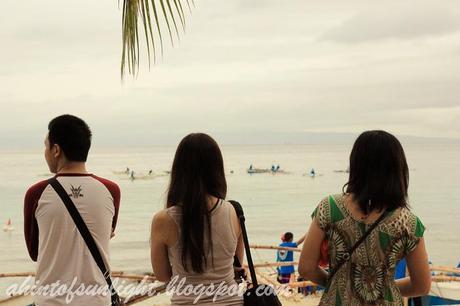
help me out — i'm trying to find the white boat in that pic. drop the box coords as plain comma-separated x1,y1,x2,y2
430,281,460,301
247,168,270,174
425,264,460,304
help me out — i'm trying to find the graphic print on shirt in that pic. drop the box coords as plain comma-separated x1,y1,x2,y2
278,250,288,261
24,175,121,306
69,185,84,198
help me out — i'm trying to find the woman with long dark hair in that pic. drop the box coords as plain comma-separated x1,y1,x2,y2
150,133,244,305
299,130,431,305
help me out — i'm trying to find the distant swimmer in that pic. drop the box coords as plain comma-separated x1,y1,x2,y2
148,170,153,175
125,167,130,174
249,164,253,171
310,168,316,177
3,218,14,232
130,170,135,180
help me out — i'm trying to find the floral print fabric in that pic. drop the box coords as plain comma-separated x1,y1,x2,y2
312,194,425,306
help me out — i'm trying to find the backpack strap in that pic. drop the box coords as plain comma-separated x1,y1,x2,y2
48,177,120,305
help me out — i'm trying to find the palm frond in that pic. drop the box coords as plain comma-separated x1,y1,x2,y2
121,0,190,77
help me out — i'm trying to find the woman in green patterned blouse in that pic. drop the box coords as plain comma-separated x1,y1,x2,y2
299,130,431,306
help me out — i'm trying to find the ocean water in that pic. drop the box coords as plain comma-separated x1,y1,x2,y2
0,144,459,289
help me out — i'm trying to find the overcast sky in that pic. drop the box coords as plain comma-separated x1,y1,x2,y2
1,0,460,148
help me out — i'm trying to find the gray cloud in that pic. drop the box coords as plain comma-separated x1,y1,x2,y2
321,3,460,43
1,0,460,148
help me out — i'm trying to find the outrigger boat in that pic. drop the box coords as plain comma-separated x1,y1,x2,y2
425,264,460,304
247,165,289,174
113,167,131,175
247,167,270,174
114,170,169,181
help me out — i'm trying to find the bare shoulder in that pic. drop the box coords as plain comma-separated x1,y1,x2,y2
152,209,175,229
223,200,238,218
151,209,179,246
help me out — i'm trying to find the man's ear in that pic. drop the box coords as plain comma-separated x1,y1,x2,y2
53,144,62,159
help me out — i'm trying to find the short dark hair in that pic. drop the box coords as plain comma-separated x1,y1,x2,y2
344,130,409,213
48,115,92,162
284,232,294,242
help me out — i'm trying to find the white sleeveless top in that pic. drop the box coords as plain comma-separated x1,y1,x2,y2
166,200,244,306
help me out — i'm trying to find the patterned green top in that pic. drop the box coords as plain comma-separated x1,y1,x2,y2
312,194,425,306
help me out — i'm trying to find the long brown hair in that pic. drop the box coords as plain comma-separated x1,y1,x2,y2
167,133,227,273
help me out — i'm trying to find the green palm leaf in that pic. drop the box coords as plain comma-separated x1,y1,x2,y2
121,0,191,77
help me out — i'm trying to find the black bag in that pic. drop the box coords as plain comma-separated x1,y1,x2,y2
229,200,282,306
49,177,121,306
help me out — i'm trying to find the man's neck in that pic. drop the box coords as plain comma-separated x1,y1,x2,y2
56,162,88,174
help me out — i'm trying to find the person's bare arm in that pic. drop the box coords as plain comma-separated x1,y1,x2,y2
235,228,245,266
298,219,328,286
231,207,245,273
150,210,174,282
234,232,245,278
395,238,431,297
296,234,306,246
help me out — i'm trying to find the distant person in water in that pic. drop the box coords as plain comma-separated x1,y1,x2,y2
3,218,14,232
150,133,244,305
276,232,305,284
24,115,120,306
299,130,431,305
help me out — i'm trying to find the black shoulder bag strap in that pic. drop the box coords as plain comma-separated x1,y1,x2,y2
229,200,259,287
48,177,120,305
327,210,388,281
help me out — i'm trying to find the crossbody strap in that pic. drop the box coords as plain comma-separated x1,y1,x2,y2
48,177,118,300
229,200,259,287
327,209,388,281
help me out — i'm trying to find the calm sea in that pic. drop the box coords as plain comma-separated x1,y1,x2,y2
1,143,459,296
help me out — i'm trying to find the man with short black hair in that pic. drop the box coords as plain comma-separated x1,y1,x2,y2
24,114,121,306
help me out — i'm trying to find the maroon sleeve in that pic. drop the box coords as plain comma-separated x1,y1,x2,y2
24,180,48,262
92,175,121,230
